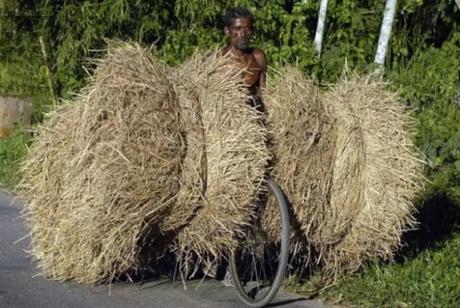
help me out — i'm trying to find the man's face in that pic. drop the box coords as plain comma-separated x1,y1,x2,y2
225,17,253,50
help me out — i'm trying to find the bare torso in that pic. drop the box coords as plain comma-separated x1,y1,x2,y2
222,46,266,95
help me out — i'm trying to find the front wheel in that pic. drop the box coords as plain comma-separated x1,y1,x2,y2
229,178,290,307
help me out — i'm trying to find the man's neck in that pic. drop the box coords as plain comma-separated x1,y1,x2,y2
226,45,249,57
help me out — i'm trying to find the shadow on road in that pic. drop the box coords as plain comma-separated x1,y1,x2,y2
268,297,310,307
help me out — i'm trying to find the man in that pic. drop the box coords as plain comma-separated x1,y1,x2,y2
222,7,267,110
218,7,267,287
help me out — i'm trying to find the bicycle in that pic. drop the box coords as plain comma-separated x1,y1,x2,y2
229,177,290,307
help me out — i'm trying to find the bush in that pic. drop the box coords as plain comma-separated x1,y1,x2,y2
390,38,460,206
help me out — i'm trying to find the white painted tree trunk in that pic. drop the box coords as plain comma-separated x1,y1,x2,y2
374,0,398,66
314,0,329,56
455,0,460,10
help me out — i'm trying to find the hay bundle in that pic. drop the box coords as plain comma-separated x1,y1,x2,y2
320,74,424,274
20,102,85,269
261,70,423,278
158,63,206,233
20,42,184,283
261,67,336,265
169,51,270,274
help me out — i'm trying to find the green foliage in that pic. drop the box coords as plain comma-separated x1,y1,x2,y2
0,2,55,122
34,0,321,92
0,53,54,122
4,0,460,93
0,128,30,188
417,103,460,204
390,39,460,206
319,1,384,78
38,0,175,97
390,38,460,109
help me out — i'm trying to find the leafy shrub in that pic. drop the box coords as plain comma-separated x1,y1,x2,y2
390,38,460,206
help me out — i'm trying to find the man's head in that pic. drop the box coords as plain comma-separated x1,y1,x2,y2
224,7,254,51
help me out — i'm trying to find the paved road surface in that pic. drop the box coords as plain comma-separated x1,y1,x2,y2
0,190,328,308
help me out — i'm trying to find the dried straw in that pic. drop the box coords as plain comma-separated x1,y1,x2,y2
261,67,336,269
261,69,423,279
158,62,207,233
320,74,424,276
20,42,184,283
21,45,421,284
169,51,270,275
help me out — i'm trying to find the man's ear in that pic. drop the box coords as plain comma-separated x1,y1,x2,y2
224,26,229,36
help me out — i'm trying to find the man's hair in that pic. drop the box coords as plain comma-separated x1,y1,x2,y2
224,7,254,28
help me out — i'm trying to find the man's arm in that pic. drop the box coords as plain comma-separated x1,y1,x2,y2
253,48,267,88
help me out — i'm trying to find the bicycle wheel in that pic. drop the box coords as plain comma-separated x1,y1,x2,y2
229,178,290,307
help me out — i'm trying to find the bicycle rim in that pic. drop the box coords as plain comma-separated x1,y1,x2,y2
229,178,290,307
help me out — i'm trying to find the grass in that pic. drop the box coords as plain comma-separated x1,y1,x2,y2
0,128,30,188
320,233,460,308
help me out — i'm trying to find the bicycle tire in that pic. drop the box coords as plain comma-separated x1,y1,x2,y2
229,178,290,307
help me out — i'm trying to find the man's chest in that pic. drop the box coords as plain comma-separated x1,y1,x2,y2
232,54,262,87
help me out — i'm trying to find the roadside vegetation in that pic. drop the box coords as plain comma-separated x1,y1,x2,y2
0,129,30,188
0,32,52,189
1,0,459,306
323,233,460,307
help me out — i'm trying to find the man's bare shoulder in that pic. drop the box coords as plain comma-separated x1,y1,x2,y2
252,48,267,68
252,48,266,57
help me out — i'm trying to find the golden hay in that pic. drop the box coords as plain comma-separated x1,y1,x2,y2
319,74,424,275
20,43,422,285
20,42,184,283
261,67,336,268
158,62,207,233
261,69,423,278
169,51,270,275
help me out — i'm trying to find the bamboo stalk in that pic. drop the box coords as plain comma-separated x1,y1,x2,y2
39,35,57,107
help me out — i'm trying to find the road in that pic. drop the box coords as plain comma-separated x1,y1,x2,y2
0,190,328,308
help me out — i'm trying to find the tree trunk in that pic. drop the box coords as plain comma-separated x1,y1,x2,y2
374,0,398,67
314,0,329,56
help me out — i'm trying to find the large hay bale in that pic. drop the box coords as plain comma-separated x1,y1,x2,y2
320,74,424,275
261,70,423,279
261,67,336,268
169,51,270,274
20,42,184,283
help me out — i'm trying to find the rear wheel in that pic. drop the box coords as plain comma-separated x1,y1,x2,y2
229,178,290,307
